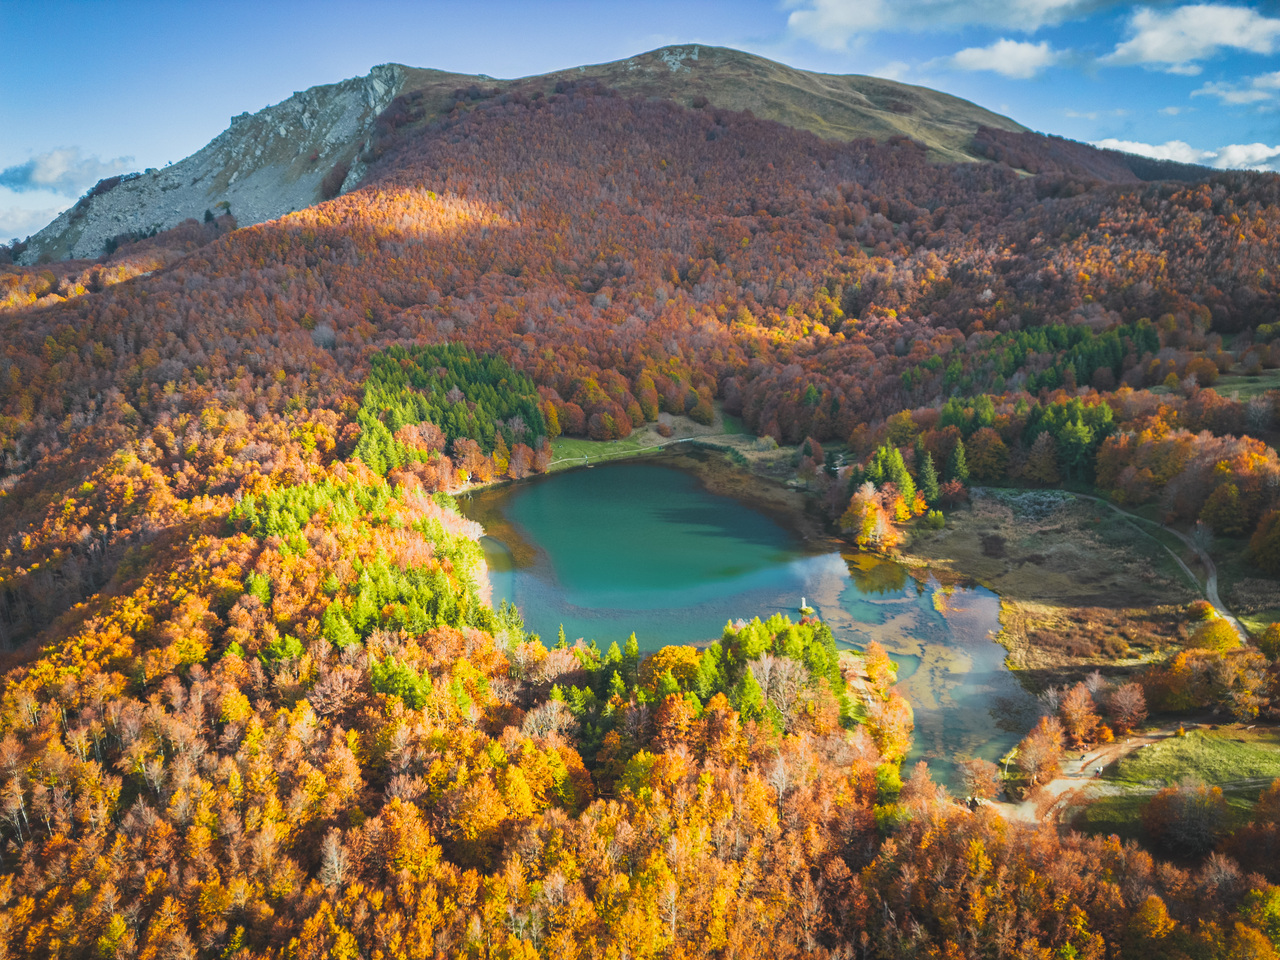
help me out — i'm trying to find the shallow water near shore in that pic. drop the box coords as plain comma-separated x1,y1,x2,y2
461,458,1039,785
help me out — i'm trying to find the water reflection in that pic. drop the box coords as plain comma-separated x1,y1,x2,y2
462,461,1039,787
845,554,913,596
823,557,1040,785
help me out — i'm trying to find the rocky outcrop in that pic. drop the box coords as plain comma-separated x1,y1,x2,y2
18,65,406,264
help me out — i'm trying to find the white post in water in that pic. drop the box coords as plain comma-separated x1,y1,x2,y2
800,597,806,610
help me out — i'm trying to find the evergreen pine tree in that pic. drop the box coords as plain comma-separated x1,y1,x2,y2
919,451,940,506
865,449,887,486
886,446,916,503
732,669,765,720
608,670,627,700
624,632,640,685
947,438,970,483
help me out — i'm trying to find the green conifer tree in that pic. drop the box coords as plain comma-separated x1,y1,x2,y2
608,670,627,700
655,669,680,700
947,438,970,483
919,452,940,506
732,669,765,720
886,446,916,503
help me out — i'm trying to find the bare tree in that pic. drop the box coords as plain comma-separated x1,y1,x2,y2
958,757,1001,800
1107,683,1148,734
319,828,350,888
522,699,576,740
750,654,810,731
1246,395,1273,433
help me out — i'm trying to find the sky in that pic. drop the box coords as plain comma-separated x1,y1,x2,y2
3,0,1280,239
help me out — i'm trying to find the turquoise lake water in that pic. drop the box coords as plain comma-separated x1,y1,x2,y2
461,460,1038,784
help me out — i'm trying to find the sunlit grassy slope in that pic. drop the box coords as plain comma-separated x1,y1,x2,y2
398,45,1026,164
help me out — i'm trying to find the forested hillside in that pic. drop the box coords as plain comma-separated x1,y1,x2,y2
1,78,1280,957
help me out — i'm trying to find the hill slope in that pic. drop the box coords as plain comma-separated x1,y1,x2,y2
17,46,1025,263
536,45,1026,163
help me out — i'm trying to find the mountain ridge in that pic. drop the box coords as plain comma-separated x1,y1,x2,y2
17,45,1026,264
16,64,410,264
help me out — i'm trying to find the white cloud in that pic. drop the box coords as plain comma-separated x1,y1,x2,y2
1093,138,1208,163
1158,105,1185,115
873,60,912,80
1193,83,1272,104
1104,5,1280,73
947,38,1066,78
1092,137,1280,170
0,205,64,241
1214,142,1280,167
1192,71,1280,105
785,0,1117,48
0,147,134,197
1065,107,1128,119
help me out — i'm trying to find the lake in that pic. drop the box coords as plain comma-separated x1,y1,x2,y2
461,459,1039,785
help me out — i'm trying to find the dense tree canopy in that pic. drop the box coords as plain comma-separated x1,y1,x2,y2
0,79,1279,958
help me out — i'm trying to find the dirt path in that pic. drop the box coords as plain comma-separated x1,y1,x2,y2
1065,492,1246,641
989,721,1186,823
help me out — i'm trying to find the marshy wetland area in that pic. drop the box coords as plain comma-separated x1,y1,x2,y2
903,487,1199,688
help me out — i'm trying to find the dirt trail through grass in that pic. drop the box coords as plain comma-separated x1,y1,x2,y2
1069,492,1245,640
990,722,1184,823
992,721,1280,829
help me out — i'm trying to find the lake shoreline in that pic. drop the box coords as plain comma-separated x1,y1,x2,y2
463,455,1040,787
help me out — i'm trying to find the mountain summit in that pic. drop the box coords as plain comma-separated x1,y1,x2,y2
17,46,1025,263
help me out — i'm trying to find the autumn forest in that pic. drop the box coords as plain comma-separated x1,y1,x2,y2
2,75,1280,958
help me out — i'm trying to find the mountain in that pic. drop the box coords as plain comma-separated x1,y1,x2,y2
15,65,410,264
17,45,1025,264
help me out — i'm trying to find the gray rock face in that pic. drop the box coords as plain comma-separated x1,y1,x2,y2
18,65,405,264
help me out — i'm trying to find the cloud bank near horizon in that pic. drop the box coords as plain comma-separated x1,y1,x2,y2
0,148,135,198
1094,137,1280,170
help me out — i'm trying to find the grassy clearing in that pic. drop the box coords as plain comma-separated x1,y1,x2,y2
720,412,748,436
1214,367,1280,399
1073,794,1147,842
548,434,662,471
1213,543,1269,614
1110,728,1280,790
546,402,763,474
1239,609,1280,635
1089,508,1193,588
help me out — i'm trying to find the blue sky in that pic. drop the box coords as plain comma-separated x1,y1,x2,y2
3,0,1280,239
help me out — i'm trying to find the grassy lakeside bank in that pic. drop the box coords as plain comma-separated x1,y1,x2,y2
545,406,753,472
538,404,838,541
